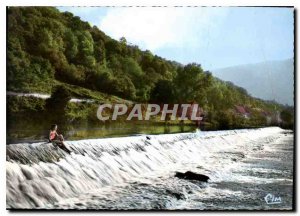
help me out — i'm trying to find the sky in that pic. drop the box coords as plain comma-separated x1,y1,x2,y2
58,7,294,71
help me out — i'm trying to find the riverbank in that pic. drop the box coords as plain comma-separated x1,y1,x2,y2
8,90,290,144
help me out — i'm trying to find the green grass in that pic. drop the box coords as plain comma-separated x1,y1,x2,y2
61,82,133,104
7,95,46,113
8,79,134,104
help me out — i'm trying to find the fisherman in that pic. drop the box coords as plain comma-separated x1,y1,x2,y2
49,124,71,154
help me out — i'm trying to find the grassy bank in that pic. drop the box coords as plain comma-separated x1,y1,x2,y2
8,93,290,131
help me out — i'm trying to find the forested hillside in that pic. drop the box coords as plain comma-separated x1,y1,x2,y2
7,7,293,129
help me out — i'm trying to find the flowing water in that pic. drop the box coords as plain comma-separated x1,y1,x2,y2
6,127,294,210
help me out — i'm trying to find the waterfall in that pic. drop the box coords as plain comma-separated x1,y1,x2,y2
6,127,284,209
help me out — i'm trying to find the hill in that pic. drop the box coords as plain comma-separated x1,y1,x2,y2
7,7,293,130
212,59,294,106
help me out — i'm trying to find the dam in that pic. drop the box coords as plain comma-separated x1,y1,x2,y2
6,127,293,210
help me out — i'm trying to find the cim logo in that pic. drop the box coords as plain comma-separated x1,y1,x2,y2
264,193,282,205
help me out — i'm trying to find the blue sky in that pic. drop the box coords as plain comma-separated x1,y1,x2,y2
58,7,294,71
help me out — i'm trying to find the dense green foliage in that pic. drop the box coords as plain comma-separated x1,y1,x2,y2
45,86,71,117
7,7,294,130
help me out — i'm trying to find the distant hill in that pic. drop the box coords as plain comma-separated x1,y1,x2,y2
212,59,294,106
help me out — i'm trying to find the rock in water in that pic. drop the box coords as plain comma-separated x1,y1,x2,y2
175,171,209,182
165,189,185,200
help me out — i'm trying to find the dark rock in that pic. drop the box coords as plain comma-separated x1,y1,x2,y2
166,189,185,200
146,136,151,140
175,171,209,182
171,192,184,200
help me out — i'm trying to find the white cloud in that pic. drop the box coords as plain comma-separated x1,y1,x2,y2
98,7,229,51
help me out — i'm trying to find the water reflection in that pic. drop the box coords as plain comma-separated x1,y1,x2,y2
7,119,196,144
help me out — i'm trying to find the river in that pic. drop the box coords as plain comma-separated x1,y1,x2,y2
6,127,294,210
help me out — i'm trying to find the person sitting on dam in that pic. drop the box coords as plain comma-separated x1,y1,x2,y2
49,124,71,154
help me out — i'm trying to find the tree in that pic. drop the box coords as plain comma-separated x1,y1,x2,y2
46,86,71,116
174,63,206,103
7,35,55,91
61,64,85,85
122,57,144,85
93,39,106,64
280,107,294,125
85,66,114,92
216,111,234,130
150,80,175,103
76,31,96,67
144,67,162,86
64,29,78,61
105,39,122,56
140,50,154,71
110,76,136,100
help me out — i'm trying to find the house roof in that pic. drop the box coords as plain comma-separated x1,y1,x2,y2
235,105,248,114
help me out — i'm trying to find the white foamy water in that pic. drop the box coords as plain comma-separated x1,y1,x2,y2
6,127,293,210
